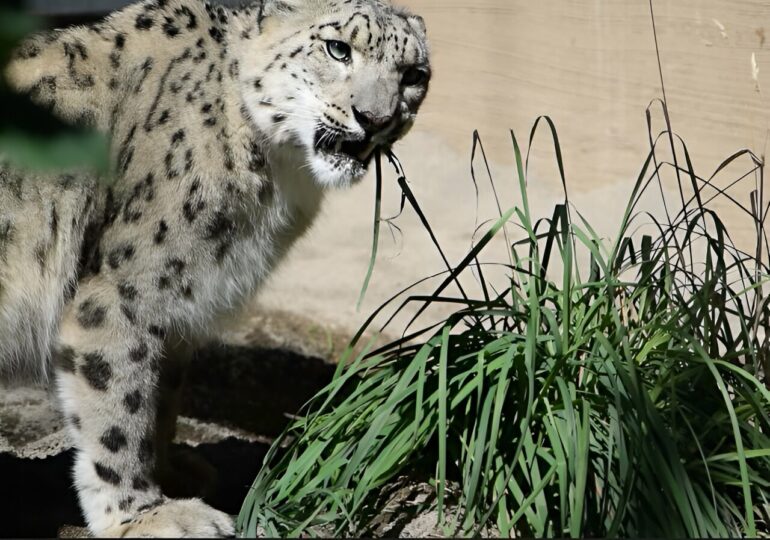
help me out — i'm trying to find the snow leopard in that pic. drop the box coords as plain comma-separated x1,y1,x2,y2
1,0,430,535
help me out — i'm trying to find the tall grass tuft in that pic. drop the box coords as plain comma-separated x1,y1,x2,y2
238,106,770,537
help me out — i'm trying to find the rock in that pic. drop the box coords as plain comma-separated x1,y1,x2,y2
0,308,341,460
58,525,90,538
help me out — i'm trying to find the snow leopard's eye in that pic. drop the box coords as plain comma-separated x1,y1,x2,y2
325,40,351,62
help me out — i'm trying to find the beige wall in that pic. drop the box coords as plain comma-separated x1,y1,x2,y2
404,0,768,171
255,0,770,336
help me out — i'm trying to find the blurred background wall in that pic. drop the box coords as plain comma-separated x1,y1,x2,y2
20,0,770,340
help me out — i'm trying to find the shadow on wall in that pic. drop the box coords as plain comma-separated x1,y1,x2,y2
183,344,338,437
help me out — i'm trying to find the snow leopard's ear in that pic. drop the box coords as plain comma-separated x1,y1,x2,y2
406,14,426,36
392,7,426,37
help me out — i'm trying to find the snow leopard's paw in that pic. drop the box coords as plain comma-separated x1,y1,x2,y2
100,498,234,538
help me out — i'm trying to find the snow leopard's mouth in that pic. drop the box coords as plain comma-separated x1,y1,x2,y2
313,128,379,167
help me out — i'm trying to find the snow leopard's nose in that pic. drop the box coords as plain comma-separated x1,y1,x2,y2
352,106,393,133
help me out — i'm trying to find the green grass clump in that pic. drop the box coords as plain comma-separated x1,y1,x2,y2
238,108,770,537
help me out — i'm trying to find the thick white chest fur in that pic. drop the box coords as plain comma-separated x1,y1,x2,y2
190,149,324,332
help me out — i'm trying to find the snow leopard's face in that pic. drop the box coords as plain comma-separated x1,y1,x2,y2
239,0,430,188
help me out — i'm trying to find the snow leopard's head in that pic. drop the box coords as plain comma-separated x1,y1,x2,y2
237,0,430,188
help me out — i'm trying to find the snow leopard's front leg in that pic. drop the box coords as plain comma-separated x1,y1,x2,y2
54,278,233,538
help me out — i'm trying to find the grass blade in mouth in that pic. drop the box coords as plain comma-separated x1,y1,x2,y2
356,150,384,311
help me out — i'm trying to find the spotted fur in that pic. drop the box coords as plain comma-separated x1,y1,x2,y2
1,0,429,536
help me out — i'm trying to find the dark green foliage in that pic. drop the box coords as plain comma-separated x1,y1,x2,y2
0,7,108,173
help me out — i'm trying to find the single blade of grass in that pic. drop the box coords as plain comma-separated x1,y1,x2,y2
356,151,384,310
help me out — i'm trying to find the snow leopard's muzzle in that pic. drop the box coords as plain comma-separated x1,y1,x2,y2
313,104,414,171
